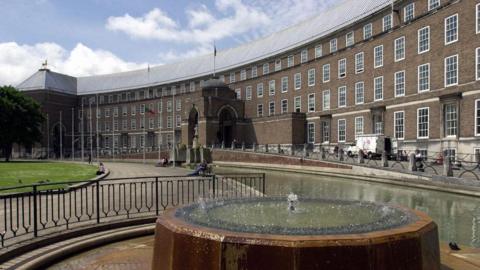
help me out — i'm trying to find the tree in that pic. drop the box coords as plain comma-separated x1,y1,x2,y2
0,86,45,161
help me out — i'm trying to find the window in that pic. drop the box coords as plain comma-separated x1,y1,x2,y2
308,94,315,112
149,118,155,129
235,89,241,99
294,73,301,90
338,58,346,78
190,82,196,92
131,105,136,116
281,77,288,93
167,116,173,128
113,107,118,117
257,104,263,117
322,121,330,143
355,117,364,137
131,119,136,130
355,82,364,105
383,14,392,32
323,90,330,111
157,116,162,129
301,49,308,63
444,55,458,87
445,104,457,137
140,104,146,115
445,14,458,45
477,4,480,34
287,55,294,67
269,80,276,96
167,100,172,112
374,76,383,101
176,100,181,111
315,45,322,59
374,45,383,68
355,52,364,73
122,106,127,116
417,107,429,138
395,37,405,62
294,96,301,112
404,3,415,22
330,39,337,53
477,48,480,80
338,119,346,142
269,101,275,116
429,0,440,10
157,101,162,113
346,32,354,47
395,71,406,97
476,99,480,136
246,86,252,100
113,119,119,131
418,26,430,54
257,83,264,98
275,59,282,71
337,86,347,108
308,69,315,86
281,99,288,113
418,64,430,92
229,72,235,83
251,66,258,78
307,123,315,143
263,63,269,75
323,64,330,82
394,111,405,139
364,23,373,39
240,69,246,81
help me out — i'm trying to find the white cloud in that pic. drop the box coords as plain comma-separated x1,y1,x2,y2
105,0,338,61
0,42,147,86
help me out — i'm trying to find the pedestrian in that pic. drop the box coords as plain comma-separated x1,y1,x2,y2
88,153,92,164
96,162,105,175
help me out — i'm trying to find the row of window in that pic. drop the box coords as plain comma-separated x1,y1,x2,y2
305,99,473,144
250,53,460,114
229,0,447,84
102,133,174,149
79,100,181,119
85,115,181,133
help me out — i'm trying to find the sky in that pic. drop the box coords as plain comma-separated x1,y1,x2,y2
0,0,338,86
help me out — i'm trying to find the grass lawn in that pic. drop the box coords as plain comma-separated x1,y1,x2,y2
0,161,97,192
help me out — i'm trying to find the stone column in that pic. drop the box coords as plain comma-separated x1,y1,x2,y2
382,152,389,167
443,156,453,177
358,150,364,164
409,153,417,171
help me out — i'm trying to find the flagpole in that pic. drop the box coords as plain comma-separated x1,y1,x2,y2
96,94,99,162
172,90,176,168
60,110,63,160
112,113,115,161
81,102,84,161
143,112,146,164
71,107,74,161
89,101,93,162
213,41,217,77
158,97,162,161
47,113,50,160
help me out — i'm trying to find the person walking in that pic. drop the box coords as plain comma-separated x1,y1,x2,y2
88,153,92,164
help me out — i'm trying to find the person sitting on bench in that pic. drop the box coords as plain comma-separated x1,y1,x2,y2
188,162,208,176
96,162,105,175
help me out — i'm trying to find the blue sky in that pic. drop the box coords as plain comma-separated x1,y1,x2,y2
0,0,337,85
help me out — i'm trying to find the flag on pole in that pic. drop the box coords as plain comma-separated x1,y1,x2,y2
146,107,156,115
214,42,217,57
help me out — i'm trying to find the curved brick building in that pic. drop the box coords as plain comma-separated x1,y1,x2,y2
16,0,480,159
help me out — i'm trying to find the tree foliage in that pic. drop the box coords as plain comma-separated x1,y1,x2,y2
0,86,45,161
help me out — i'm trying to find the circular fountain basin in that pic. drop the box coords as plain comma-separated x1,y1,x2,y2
152,197,440,270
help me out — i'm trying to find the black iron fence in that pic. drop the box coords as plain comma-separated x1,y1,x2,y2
0,173,265,249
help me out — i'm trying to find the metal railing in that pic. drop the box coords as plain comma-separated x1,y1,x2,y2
0,173,265,249
213,142,480,180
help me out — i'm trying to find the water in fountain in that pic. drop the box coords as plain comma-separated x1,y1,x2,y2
176,197,416,235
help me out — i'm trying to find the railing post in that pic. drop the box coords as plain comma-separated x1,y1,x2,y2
212,174,216,199
32,185,38,238
96,180,100,224
155,177,159,216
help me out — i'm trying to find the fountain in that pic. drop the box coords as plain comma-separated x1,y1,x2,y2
152,196,440,270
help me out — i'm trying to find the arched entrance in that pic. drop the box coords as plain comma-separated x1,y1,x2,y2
217,106,237,147
187,108,199,146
